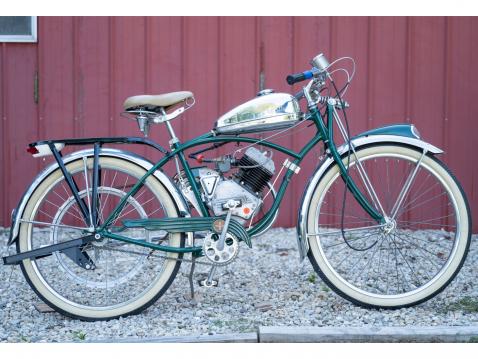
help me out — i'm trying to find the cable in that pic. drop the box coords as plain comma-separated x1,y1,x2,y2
326,57,356,97
330,79,378,252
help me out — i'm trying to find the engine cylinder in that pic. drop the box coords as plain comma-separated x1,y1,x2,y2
236,147,275,193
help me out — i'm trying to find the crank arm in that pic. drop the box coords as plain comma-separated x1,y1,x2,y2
2,234,96,266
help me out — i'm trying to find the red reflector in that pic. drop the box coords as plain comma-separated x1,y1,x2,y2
27,146,39,155
196,154,204,164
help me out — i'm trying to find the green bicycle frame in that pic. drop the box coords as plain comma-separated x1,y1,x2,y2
98,103,384,252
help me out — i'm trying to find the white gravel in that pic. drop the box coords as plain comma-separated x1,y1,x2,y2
1,227,477,342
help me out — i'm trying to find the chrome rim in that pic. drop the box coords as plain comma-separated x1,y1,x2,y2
312,150,460,299
25,159,177,310
50,187,150,288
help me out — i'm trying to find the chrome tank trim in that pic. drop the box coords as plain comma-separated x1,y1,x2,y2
8,148,190,246
214,92,300,134
295,134,443,261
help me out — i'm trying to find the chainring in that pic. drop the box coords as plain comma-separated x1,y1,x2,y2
202,232,239,266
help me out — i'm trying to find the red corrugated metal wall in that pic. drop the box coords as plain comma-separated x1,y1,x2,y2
1,16,477,230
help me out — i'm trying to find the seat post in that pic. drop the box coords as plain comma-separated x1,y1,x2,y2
161,108,180,147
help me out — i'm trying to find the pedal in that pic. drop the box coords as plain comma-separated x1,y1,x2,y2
198,278,219,287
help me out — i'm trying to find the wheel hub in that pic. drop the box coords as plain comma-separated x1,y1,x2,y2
382,218,397,234
92,233,109,247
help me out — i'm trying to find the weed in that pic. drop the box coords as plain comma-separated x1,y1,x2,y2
19,335,30,342
72,330,87,341
445,297,478,313
307,273,317,284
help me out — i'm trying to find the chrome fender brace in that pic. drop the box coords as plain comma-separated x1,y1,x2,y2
6,148,191,247
295,124,444,262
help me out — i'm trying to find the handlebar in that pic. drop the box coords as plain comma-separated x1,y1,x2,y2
286,68,320,85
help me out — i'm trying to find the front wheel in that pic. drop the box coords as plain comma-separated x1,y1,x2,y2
306,144,471,308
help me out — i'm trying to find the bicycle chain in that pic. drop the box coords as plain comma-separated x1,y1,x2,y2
93,245,213,267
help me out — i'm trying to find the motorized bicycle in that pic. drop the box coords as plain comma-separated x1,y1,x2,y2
2,53,471,321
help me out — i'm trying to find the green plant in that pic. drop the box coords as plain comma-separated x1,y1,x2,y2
307,273,317,284
72,330,87,341
19,335,30,342
446,297,478,313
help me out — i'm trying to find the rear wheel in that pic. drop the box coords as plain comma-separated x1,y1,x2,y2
17,156,184,320
306,144,471,308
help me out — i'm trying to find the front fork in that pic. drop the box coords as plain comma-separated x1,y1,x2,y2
311,104,385,224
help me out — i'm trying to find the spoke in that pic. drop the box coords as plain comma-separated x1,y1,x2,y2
109,175,133,224
397,229,451,246
113,196,156,225
146,206,164,218
52,190,86,223
385,236,391,294
384,158,395,211
323,230,381,250
315,149,461,298
398,221,457,229
97,193,105,223
396,191,448,217
388,235,402,293
406,172,432,203
19,219,89,231
44,198,61,209
350,237,382,284
99,171,118,219
390,233,421,287
396,213,455,226
393,232,443,270
319,212,374,221
395,183,441,216
309,224,384,237
59,183,88,224
400,224,457,231
390,150,426,220
316,219,377,228
113,189,149,220
373,238,386,292
341,244,376,275
38,208,55,220
44,198,85,223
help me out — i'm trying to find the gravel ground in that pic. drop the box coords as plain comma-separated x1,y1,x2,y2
1,227,477,342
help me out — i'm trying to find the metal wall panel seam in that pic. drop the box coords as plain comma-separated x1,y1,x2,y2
366,16,373,131
404,16,412,123
1,44,7,225
108,17,116,137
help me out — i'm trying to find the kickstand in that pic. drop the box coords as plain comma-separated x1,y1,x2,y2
188,256,196,300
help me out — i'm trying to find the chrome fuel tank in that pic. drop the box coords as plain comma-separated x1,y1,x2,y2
214,92,301,134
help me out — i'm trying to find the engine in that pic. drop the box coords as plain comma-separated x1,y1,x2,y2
235,147,275,194
181,147,275,221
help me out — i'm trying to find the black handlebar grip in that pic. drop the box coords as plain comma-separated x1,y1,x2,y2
286,73,306,85
286,70,315,85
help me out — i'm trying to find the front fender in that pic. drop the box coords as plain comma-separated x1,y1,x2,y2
295,124,443,261
7,148,190,246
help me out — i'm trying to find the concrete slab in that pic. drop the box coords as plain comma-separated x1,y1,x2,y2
258,326,478,343
88,332,258,343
